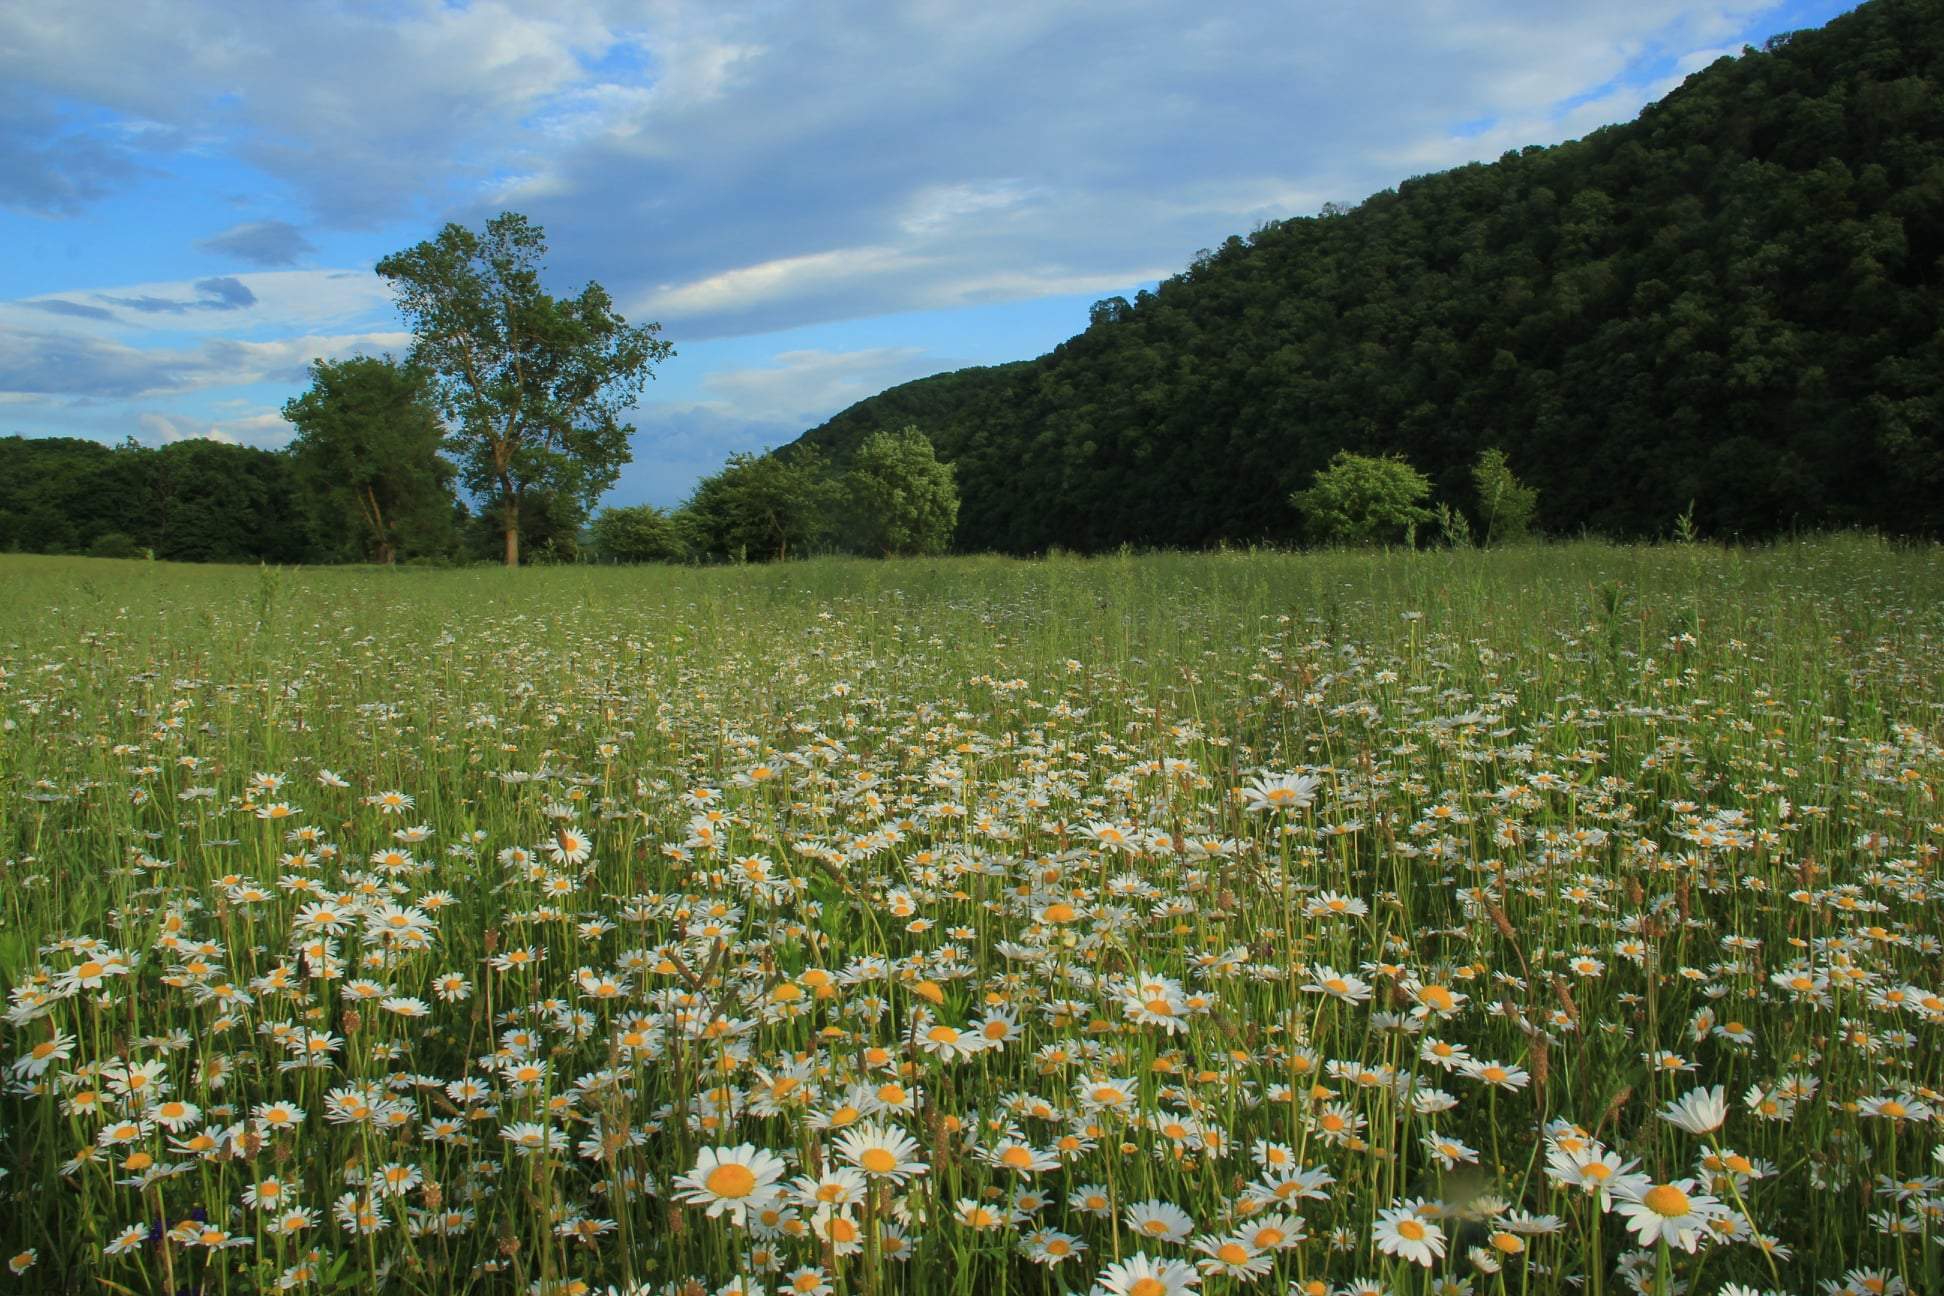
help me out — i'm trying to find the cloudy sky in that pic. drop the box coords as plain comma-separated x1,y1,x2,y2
1,0,1853,508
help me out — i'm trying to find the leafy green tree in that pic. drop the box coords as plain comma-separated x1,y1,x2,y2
590,503,685,563
845,426,959,556
1291,451,1435,546
375,212,673,567
678,449,837,562
1470,446,1539,545
282,356,457,564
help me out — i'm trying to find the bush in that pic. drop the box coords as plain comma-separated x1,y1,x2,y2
1472,447,1538,544
1291,451,1434,546
590,504,686,564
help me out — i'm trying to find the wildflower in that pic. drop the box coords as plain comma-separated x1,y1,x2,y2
1373,1205,1446,1266
674,1145,787,1222
11,1031,74,1078
104,1225,147,1256
1192,1234,1274,1278
1124,1198,1195,1243
1094,1252,1201,1296
1024,1229,1087,1265
1611,1178,1726,1252
1241,772,1321,812
1658,1084,1728,1135
833,1121,927,1183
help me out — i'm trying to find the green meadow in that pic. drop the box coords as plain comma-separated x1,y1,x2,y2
1,538,1939,1296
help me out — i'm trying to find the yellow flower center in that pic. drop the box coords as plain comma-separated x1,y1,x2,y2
1643,1184,1691,1217
705,1163,758,1198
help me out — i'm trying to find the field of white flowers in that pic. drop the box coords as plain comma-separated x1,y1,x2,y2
1,539,1938,1296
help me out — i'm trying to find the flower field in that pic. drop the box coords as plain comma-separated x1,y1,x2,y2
1,539,1939,1296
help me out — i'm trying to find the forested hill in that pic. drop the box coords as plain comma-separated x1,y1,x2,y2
785,0,1944,550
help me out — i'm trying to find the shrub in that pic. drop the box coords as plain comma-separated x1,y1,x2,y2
1291,451,1435,546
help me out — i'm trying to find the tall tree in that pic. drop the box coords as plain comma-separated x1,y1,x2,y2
375,212,673,567
282,356,456,564
845,425,959,556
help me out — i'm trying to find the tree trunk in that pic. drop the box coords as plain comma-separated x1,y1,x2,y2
501,483,519,568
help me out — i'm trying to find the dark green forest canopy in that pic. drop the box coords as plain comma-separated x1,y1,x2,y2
0,436,310,564
785,0,1944,550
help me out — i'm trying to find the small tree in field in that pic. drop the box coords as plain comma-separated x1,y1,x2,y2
847,426,958,556
591,503,685,564
1471,446,1538,544
1291,450,1435,546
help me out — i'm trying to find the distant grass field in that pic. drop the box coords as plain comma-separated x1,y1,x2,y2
1,538,1939,1296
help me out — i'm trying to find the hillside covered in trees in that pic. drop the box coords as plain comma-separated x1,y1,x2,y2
786,0,1944,550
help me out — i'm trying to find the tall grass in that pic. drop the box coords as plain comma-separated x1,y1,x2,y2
0,537,1938,1296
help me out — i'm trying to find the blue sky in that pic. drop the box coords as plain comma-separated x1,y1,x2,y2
0,0,1856,508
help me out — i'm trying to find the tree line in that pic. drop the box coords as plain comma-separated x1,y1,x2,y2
784,0,1944,549
4,208,966,567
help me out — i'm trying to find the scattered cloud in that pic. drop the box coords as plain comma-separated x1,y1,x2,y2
0,89,149,216
21,298,117,322
99,276,258,315
197,219,316,267
0,324,409,398
137,409,291,448
697,346,943,425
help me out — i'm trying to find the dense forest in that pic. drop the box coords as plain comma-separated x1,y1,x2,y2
786,0,1944,549
0,435,590,564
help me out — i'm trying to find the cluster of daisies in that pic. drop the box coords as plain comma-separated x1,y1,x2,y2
1,553,1940,1296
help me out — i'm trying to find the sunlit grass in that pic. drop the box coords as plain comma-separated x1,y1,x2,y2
1,537,1939,1296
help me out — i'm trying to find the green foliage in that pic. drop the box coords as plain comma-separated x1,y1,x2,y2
590,503,686,564
1291,451,1435,546
282,356,458,564
86,531,144,559
676,448,839,562
845,426,960,556
1435,502,1473,549
0,436,312,564
784,0,1944,548
375,211,674,567
1471,446,1538,544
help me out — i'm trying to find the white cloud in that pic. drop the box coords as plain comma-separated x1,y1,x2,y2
2,269,394,337
137,409,291,447
696,346,940,425
3,1,1804,325
0,324,410,398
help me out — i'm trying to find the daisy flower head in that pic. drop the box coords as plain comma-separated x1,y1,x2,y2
1658,1084,1729,1135
1094,1252,1201,1296
1192,1233,1273,1278
1124,1198,1195,1244
675,1144,787,1223
1241,771,1322,813
834,1121,927,1183
1373,1204,1447,1267
1612,1178,1726,1252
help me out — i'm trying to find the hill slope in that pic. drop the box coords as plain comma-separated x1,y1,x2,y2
785,0,1944,550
